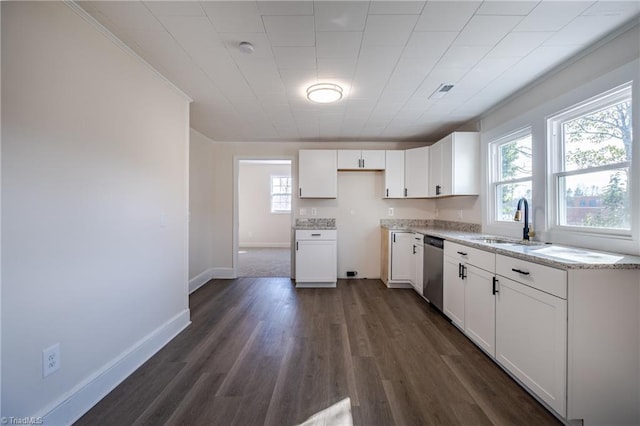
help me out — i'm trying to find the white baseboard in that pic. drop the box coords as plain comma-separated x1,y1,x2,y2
41,309,191,426
189,267,237,294
239,243,291,248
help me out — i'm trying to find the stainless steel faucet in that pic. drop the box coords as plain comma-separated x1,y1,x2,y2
514,197,530,241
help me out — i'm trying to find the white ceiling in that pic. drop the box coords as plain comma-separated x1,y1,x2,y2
78,1,640,142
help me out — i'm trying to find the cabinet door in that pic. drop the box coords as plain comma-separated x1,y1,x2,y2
450,132,480,195
390,232,412,281
443,255,464,329
295,240,337,282
464,265,496,357
439,135,454,196
405,146,429,198
496,276,567,416
414,244,424,295
384,151,405,198
361,150,386,169
337,150,362,170
428,141,443,197
299,150,337,198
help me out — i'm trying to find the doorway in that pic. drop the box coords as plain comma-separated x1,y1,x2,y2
235,159,292,277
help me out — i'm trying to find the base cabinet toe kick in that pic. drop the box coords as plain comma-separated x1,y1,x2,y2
442,241,640,425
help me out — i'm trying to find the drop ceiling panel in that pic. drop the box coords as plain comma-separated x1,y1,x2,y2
514,1,593,32
315,31,363,57
143,1,204,17
158,16,225,53
201,2,264,33
263,15,315,46
369,1,426,15
486,31,554,58
91,1,163,31
453,15,524,46
544,14,636,46
414,1,481,31
436,44,494,69
222,33,273,59
317,56,358,79
257,1,314,16
314,1,369,31
475,1,540,16
361,15,419,46
273,46,317,69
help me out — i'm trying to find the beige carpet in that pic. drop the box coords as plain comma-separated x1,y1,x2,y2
237,247,291,277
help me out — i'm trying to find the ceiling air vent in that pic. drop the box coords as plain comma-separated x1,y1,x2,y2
428,84,454,99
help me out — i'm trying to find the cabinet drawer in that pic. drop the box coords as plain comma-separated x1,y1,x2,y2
496,254,567,299
444,241,495,272
296,230,337,240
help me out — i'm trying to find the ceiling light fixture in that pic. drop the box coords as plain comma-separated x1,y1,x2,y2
429,83,454,99
306,83,343,103
238,41,254,54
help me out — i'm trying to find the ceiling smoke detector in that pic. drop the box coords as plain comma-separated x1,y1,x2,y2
238,41,254,54
429,84,455,99
306,83,343,103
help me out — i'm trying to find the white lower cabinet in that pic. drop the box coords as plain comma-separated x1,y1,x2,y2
464,264,496,357
495,275,567,417
443,254,465,329
295,230,337,287
391,231,413,281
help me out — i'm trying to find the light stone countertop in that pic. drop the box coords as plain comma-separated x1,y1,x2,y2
295,218,337,230
382,224,640,270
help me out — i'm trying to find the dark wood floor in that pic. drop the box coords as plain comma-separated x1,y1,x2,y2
77,278,560,426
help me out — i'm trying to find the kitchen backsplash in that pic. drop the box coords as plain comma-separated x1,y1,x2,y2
380,219,481,233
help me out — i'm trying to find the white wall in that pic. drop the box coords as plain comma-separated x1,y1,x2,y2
478,21,640,255
189,136,435,279
1,2,190,422
239,162,291,248
189,129,216,283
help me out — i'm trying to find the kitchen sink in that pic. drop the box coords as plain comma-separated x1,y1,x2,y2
468,236,548,246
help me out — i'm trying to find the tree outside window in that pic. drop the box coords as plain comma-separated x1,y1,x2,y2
271,176,292,213
550,84,632,231
490,131,533,222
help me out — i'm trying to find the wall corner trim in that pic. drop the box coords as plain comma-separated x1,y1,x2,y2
64,1,192,103
188,268,236,294
40,309,191,425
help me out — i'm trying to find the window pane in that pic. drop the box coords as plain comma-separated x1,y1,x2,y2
271,176,292,195
271,194,291,212
560,168,629,229
499,135,532,180
496,181,532,221
562,100,632,171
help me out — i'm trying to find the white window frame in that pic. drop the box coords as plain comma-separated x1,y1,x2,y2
270,175,292,214
488,127,533,228
547,83,633,238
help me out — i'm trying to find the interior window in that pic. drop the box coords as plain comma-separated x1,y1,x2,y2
271,176,292,213
489,130,533,222
549,84,632,233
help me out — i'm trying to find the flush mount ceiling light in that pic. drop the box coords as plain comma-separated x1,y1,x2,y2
306,83,343,103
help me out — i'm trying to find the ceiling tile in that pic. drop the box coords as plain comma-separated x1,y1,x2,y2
356,45,404,73
581,1,640,16
368,1,425,15
263,15,315,46
314,1,369,31
475,1,540,16
91,1,163,31
453,15,524,46
436,45,494,69
158,16,225,53
414,1,481,31
317,56,358,79
362,14,419,46
201,2,264,33
316,31,363,57
221,33,273,59
543,14,636,46
486,31,554,58
273,46,317,69
514,1,593,32
144,1,205,17
257,1,314,15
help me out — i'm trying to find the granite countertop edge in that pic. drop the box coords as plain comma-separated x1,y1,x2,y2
295,226,338,230
381,224,640,271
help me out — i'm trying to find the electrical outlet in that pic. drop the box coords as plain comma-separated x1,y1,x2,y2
388,207,394,216
43,343,60,378
311,208,317,216
458,209,463,219
299,208,307,216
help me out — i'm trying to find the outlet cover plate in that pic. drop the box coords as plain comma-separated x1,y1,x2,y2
43,343,60,378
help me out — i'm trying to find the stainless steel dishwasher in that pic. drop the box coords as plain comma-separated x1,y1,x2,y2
423,236,444,312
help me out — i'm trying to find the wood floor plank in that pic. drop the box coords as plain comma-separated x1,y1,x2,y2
76,278,560,426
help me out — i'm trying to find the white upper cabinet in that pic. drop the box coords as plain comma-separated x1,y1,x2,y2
429,132,479,197
337,150,385,170
384,150,405,198
298,149,337,198
404,146,430,198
